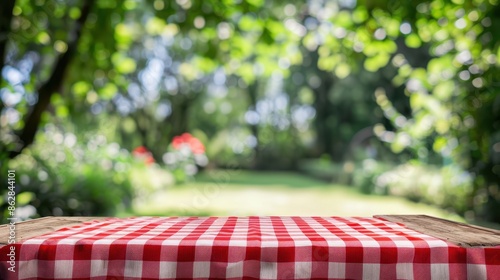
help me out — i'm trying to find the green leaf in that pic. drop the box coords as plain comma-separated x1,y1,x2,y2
123,0,137,9
385,18,401,37
410,68,428,84
36,32,51,45
410,113,433,138
363,43,379,56
231,36,253,59
115,23,134,45
99,83,118,100
397,65,412,78
236,63,255,84
72,81,92,97
335,63,351,79
364,53,390,72
56,105,69,118
118,58,136,74
146,17,166,35
239,15,260,32
246,0,264,7
336,11,353,27
435,119,450,134
433,136,447,152
405,34,422,48
299,87,314,104
266,20,287,37
69,7,81,19
112,53,137,74
352,8,368,24
193,56,217,73
497,47,500,64
382,40,397,54
318,56,339,71
391,133,409,153
179,63,200,81
427,58,444,74
16,192,35,205
410,93,425,110
51,93,63,104
116,58,136,74
433,80,454,100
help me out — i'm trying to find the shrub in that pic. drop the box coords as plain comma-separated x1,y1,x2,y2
375,162,473,215
162,133,208,183
297,157,351,183
1,125,137,221
352,159,393,194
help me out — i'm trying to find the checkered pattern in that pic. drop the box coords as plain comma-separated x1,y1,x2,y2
1,216,499,279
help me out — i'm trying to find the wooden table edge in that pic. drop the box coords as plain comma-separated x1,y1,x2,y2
0,216,108,244
375,214,500,247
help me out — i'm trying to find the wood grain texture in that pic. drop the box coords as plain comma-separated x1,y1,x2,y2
0,216,107,244
375,215,500,247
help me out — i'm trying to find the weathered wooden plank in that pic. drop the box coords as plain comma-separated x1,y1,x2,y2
375,215,500,247
0,216,106,244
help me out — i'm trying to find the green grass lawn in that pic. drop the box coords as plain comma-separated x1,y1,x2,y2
123,170,465,222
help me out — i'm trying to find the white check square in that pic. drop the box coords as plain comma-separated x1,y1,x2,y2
18,260,38,279
295,262,312,278
328,262,346,278
362,263,380,280
90,260,108,277
124,260,143,277
260,262,277,279
54,260,74,278
467,264,487,279
226,261,244,278
193,261,210,277
159,261,177,277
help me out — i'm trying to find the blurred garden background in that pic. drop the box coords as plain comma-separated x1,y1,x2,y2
0,0,499,227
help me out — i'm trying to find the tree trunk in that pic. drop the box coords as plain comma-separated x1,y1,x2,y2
0,0,16,112
132,109,150,147
8,0,95,158
165,95,193,142
311,50,335,158
246,80,260,169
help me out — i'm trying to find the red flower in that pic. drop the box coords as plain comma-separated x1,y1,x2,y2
171,133,205,154
144,155,155,165
172,136,184,150
133,146,155,166
133,146,149,155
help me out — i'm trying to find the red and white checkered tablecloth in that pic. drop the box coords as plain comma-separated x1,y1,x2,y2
0,216,499,279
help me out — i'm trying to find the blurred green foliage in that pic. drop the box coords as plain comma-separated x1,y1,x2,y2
376,162,473,216
352,159,394,195
0,125,136,221
0,0,499,223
